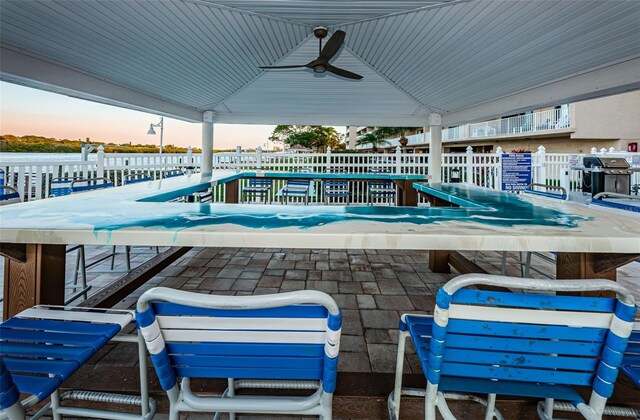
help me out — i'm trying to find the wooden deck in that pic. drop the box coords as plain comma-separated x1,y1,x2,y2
3,246,639,419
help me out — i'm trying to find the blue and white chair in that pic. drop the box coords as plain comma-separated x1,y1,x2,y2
242,178,272,204
389,274,637,420
136,288,342,420
590,192,640,214
0,186,21,206
323,181,350,205
279,179,311,204
368,181,396,206
0,305,155,420
50,177,86,198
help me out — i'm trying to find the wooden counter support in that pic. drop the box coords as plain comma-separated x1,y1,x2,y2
224,179,239,204
2,243,66,320
396,180,418,207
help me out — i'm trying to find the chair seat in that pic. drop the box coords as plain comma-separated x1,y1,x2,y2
404,315,584,403
0,307,132,406
243,187,271,193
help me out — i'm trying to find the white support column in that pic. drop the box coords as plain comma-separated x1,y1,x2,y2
348,126,357,150
202,111,214,177
428,113,443,183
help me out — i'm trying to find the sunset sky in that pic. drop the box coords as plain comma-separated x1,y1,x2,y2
0,81,289,150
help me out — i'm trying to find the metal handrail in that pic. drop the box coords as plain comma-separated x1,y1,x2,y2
593,192,640,201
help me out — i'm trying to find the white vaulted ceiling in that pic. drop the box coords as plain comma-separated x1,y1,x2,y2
1,0,639,126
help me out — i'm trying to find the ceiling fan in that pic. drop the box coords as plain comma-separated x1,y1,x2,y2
259,27,363,80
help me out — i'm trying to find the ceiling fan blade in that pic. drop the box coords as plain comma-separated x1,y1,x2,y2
320,30,346,61
326,65,363,80
259,65,308,69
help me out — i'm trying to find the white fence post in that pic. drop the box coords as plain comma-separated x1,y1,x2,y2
495,146,503,190
600,148,607,154
535,145,546,185
326,146,332,172
97,145,105,179
235,146,242,173
256,146,263,171
608,147,615,153
395,146,402,174
187,146,193,164
465,146,473,184
591,147,598,155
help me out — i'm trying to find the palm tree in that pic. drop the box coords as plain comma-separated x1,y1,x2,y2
356,132,389,152
375,127,416,147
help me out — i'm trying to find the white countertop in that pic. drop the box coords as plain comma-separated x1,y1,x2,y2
1,171,638,253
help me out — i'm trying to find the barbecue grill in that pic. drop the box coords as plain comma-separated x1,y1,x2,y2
582,157,634,196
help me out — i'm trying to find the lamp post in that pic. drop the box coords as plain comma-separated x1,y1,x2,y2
147,117,164,154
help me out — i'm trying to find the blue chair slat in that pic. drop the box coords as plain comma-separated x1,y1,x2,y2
411,318,607,342
442,331,603,356
152,301,328,318
452,289,616,312
166,342,325,358
442,348,599,372
2,317,121,337
0,328,111,350
0,342,95,361
438,376,583,401
175,366,324,381
8,375,61,405
440,362,595,386
2,357,80,379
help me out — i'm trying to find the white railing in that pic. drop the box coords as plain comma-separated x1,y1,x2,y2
2,145,638,203
0,146,200,201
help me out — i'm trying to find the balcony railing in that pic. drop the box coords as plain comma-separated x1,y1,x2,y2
444,108,571,141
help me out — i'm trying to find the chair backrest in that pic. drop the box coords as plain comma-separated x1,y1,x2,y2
50,177,86,197
0,186,21,206
124,174,152,185
429,274,636,407
286,179,310,188
590,192,640,214
136,288,342,394
248,179,272,187
368,181,394,189
71,177,113,193
324,181,349,190
164,170,184,179
523,183,567,200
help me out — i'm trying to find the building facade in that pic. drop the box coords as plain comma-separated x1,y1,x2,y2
352,91,640,154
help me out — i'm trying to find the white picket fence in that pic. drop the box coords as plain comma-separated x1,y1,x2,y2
0,146,200,201
2,145,639,203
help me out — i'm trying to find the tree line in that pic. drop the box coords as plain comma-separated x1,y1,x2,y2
0,134,200,153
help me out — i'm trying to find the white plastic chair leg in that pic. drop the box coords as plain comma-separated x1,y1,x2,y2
390,330,409,419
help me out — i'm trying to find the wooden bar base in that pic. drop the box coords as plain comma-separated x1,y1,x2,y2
224,179,239,203
2,243,66,319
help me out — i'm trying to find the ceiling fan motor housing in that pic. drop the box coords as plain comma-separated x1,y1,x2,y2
313,26,328,39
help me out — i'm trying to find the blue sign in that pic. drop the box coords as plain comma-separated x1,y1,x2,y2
501,153,531,191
